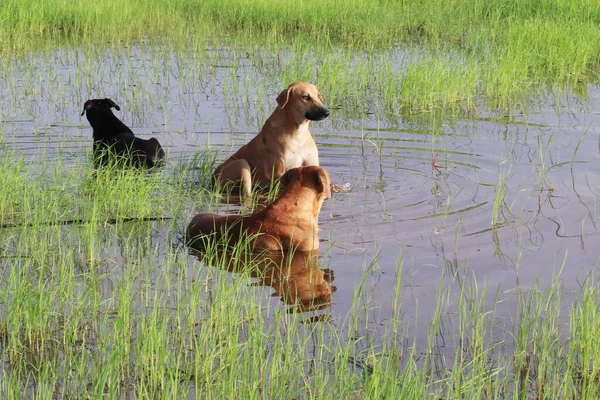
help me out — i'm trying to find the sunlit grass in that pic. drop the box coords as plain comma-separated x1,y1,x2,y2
2,0,600,112
1,150,600,397
2,0,600,397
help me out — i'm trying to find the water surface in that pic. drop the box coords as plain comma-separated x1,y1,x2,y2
2,44,599,359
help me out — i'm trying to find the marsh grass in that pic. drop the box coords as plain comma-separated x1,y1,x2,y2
491,148,515,227
3,0,600,113
2,151,600,397
2,0,600,397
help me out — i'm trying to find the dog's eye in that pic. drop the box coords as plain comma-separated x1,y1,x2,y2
303,95,311,101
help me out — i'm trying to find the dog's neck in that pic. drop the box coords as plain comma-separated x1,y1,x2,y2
264,184,322,228
265,107,310,133
88,110,131,138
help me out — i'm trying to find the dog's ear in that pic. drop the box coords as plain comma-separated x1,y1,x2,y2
276,85,294,109
81,100,92,116
279,168,295,188
312,168,331,198
106,98,120,111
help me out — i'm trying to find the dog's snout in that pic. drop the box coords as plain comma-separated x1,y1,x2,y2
305,106,330,121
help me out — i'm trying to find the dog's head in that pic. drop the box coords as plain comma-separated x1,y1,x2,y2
81,98,120,117
276,82,330,123
280,166,332,202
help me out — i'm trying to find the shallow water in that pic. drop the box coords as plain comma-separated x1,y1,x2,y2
2,44,600,360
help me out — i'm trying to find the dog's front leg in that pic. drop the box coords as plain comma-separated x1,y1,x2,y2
215,159,252,196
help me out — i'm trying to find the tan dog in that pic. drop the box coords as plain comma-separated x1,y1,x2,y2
187,166,331,252
214,82,330,196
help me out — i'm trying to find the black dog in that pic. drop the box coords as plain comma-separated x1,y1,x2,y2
81,98,165,168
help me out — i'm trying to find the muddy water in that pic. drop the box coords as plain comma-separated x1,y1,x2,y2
2,45,600,353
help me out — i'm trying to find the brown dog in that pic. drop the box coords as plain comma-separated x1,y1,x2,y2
187,166,331,252
214,82,330,196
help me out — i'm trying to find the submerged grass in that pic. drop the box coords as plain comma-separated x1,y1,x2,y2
1,151,600,398
2,0,600,112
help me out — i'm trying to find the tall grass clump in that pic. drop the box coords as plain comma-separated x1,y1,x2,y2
401,55,480,114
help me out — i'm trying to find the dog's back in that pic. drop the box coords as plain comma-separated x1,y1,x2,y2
187,166,331,252
187,214,247,250
129,136,165,168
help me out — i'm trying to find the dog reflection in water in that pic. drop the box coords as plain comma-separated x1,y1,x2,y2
193,249,336,314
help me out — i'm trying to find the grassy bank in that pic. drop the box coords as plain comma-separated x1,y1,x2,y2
0,151,599,398
2,0,600,112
